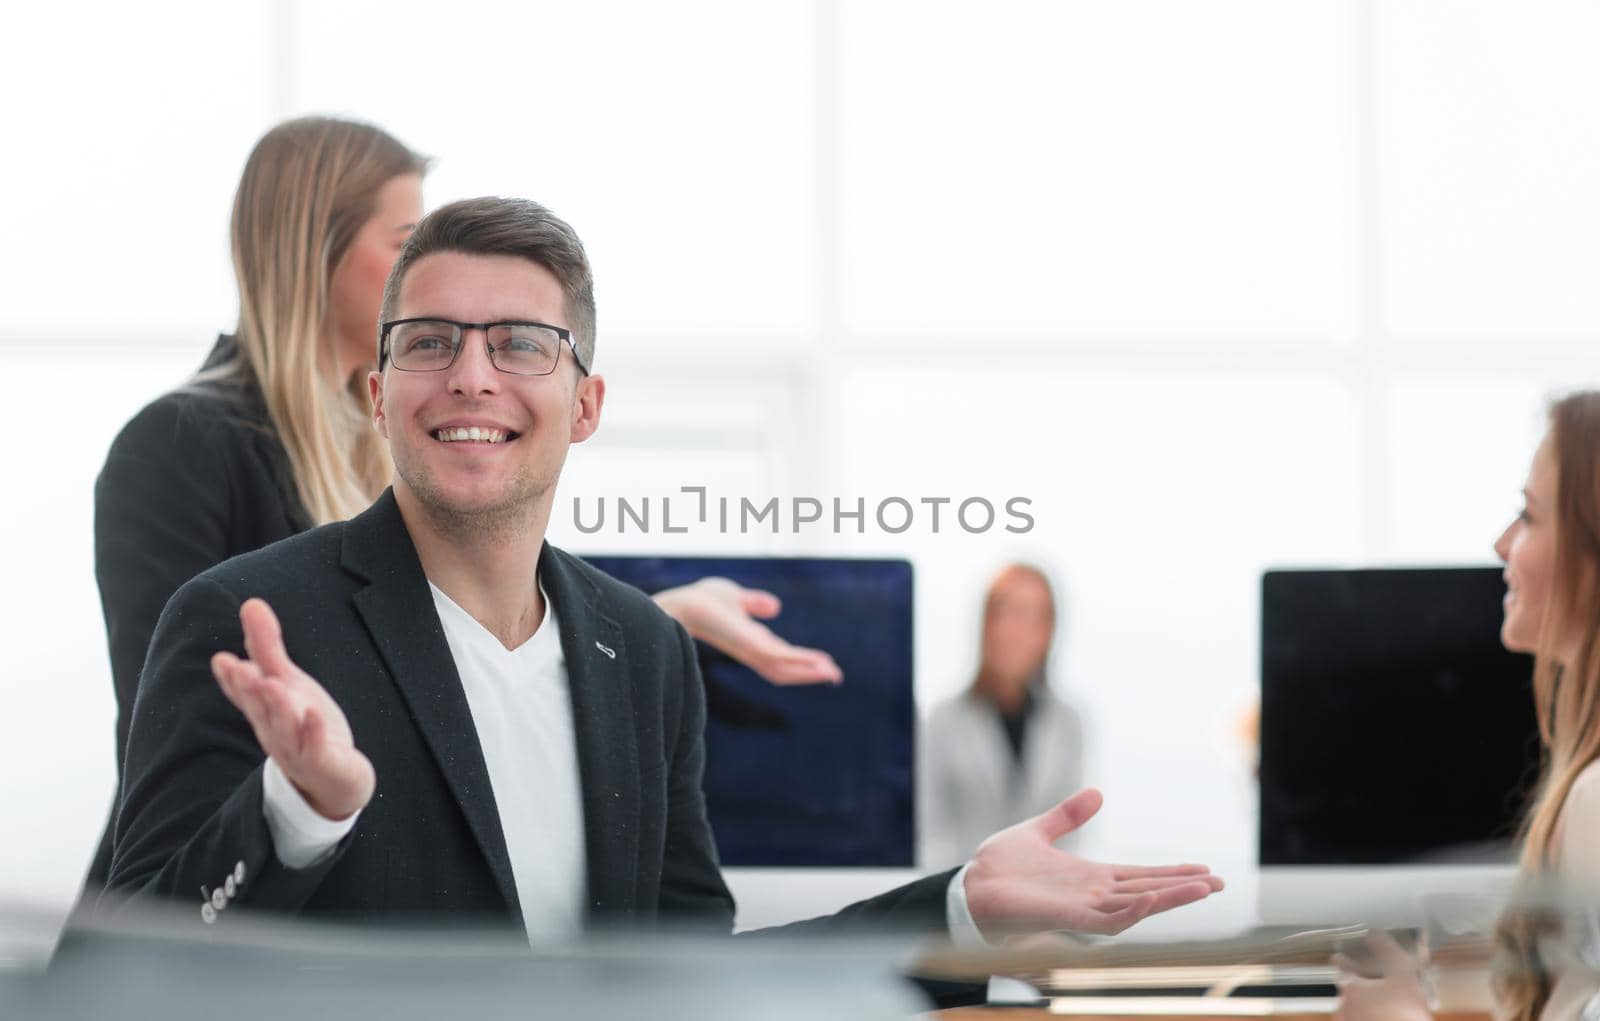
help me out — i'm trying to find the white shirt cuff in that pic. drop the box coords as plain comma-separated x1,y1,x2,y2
946,863,1047,1005
945,862,992,947
261,756,360,869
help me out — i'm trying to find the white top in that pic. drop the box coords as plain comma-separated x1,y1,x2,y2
428,579,586,942
920,686,1084,870
260,578,587,943
1541,760,1600,1021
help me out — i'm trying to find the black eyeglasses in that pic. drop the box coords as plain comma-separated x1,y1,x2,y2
380,318,589,376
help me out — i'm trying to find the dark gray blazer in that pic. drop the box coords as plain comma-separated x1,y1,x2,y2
105,490,953,936
90,337,310,890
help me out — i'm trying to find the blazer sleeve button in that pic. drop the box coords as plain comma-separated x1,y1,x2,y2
201,903,217,925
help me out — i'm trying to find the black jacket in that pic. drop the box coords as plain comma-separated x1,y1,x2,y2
89,337,310,889
105,490,953,936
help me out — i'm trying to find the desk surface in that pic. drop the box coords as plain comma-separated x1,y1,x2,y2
936,1012,1493,1020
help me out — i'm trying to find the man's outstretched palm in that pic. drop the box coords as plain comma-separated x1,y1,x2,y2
211,597,374,821
964,788,1223,940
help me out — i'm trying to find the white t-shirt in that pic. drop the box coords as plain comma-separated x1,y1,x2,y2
428,580,586,942
262,578,587,943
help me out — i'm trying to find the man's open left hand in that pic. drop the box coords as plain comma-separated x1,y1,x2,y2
963,788,1223,941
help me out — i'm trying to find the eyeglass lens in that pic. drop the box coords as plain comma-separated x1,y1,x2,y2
388,320,564,375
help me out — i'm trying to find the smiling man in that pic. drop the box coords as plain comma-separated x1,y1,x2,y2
105,197,1221,953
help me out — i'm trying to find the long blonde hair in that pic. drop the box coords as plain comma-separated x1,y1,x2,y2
1495,392,1600,1021
207,116,427,525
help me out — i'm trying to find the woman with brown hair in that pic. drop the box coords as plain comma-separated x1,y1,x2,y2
920,563,1084,868
88,115,838,893
1336,392,1600,1020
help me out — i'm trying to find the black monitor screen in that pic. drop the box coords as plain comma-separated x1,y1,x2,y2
1259,567,1540,866
580,556,915,867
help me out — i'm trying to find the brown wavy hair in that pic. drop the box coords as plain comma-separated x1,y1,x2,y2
1494,392,1600,1021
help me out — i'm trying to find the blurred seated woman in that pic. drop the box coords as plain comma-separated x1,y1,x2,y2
920,563,1084,868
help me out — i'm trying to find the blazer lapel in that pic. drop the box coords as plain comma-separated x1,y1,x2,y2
341,491,522,921
539,546,641,921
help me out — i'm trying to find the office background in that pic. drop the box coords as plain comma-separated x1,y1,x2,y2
4,0,1600,939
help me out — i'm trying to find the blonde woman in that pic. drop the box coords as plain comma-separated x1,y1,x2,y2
1336,392,1600,1021
88,116,839,892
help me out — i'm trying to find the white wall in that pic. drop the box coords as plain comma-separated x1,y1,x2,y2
5,0,1600,947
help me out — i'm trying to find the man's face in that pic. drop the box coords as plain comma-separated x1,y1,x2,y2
369,251,603,531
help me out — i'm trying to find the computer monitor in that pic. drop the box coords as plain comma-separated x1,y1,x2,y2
580,556,915,868
1257,566,1540,924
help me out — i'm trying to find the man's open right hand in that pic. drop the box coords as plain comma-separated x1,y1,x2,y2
211,597,375,821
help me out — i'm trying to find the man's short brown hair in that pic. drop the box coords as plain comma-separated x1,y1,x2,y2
379,196,596,372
